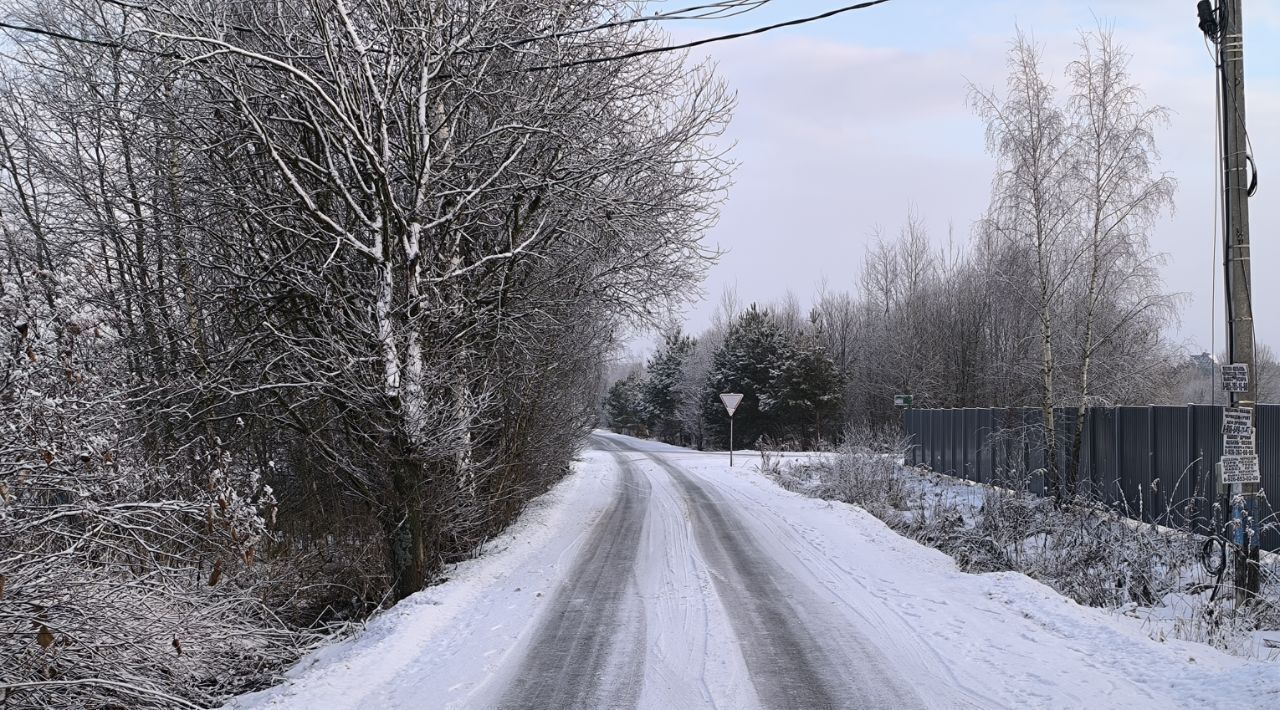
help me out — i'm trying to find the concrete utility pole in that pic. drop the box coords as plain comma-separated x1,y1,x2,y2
1199,0,1261,601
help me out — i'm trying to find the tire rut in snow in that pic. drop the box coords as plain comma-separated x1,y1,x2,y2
610,437,925,710
496,445,649,710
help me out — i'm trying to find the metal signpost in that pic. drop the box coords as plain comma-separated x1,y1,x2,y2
895,395,914,453
719,393,743,467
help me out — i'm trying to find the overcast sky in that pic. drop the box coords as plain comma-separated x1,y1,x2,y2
632,0,1280,360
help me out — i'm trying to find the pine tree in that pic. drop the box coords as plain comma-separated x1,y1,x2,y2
703,306,791,449
777,324,844,447
605,371,649,434
642,331,696,444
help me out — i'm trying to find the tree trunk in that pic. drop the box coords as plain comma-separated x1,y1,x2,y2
1040,303,1059,499
1071,230,1102,499
384,434,427,602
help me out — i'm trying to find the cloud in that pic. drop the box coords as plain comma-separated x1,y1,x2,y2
656,2,1280,356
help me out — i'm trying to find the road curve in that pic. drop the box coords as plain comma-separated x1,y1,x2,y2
608,436,925,710
496,434,926,710
232,431,1243,710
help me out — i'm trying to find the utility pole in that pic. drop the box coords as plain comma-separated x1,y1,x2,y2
1198,0,1261,602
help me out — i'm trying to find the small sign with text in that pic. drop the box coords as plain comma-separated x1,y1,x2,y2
1222,454,1261,485
1222,406,1254,436
1222,363,1250,393
1223,432,1256,457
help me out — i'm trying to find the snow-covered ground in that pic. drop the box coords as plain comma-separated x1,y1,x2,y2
228,432,1280,710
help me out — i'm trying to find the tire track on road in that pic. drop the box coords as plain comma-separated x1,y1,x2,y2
706,472,1003,709
497,445,650,710
609,437,925,710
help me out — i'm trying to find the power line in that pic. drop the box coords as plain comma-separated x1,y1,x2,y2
457,1,779,56
517,0,895,73
0,20,133,52
1,1,895,73
1208,33,1220,405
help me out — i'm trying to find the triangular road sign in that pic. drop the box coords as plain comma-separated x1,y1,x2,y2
719,392,743,416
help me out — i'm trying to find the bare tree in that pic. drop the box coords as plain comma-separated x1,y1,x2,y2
0,0,733,705
1063,26,1177,488
971,33,1079,498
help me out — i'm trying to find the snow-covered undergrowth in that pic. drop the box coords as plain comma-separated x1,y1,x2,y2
225,449,616,710
766,438,1280,659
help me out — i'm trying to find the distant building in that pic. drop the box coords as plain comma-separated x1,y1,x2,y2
1189,352,1216,374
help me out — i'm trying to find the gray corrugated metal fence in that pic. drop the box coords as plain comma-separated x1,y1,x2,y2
904,404,1280,551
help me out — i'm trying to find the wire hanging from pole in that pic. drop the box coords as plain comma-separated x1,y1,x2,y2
513,0,895,73
1212,18,1237,397
1208,34,1222,406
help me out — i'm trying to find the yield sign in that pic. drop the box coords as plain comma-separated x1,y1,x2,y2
719,393,743,417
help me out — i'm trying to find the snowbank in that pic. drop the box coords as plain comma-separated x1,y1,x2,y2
226,434,1280,709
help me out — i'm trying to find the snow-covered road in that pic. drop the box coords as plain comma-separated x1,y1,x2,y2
231,432,1280,710
496,435,922,709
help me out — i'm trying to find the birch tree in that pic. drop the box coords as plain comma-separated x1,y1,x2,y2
108,0,732,599
0,0,732,705
1064,26,1176,487
971,34,1079,498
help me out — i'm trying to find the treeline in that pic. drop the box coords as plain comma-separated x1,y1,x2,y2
606,306,843,451
608,28,1188,473
0,1,728,707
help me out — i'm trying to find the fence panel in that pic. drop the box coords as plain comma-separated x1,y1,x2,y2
920,410,931,470
1022,408,1046,496
904,410,914,465
1188,405,1223,535
939,409,952,475
985,408,1007,483
937,409,948,472
961,409,979,481
908,409,921,466
978,408,996,484
1258,405,1280,551
951,409,963,477
1088,408,1118,505
1078,408,1097,499
1151,406,1191,527
901,403,1280,551
1115,407,1152,520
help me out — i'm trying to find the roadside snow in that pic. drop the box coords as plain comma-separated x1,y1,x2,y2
656,439,1280,708
225,448,620,710
227,433,1280,709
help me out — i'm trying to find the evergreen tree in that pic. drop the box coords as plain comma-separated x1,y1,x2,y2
703,306,792,448
605,371,649,434
642,331,696,444
777,324,845,447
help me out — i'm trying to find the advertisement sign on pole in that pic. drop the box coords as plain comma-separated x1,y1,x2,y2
1222,363,1250,393
1222,455,1261,485
1223,432,1256,458
1222,406,1254,436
